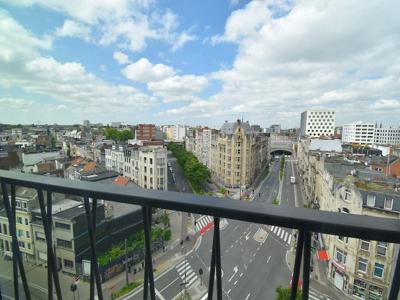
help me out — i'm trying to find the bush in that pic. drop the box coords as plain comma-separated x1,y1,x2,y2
275,286,301,300
161,211,170,227
272,197,280,205
113,281,142,298
162,229,172,241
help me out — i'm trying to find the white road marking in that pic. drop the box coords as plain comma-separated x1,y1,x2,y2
240,272,243,277
284,232,288,242
277,227,282,236
160,277,180,292
267,255,271,263
245,293,251,300
234,280,238,285
280,229,285,239
288,234,292,245
245,231,251,240
271,226,275,231
228,266,238,282
155,288,167,300
227,289,231,294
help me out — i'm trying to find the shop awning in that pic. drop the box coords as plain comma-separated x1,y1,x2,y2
317,250,329,261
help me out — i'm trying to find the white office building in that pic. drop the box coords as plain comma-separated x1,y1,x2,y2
342,121,375,145
374,127,400,145
300,110,336,138
138,146,167,190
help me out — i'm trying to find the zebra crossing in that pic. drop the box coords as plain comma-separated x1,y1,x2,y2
175,260,198,288
270,226,292,245
309,288,333,300
195,216,229,235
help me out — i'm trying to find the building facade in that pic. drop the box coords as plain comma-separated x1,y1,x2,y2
300,110,336,138
297,141,400,300
138,146,167,190
136,124,156,141
0,189,37,263
342,121,375,145
212,120,268,188
374,127,400,146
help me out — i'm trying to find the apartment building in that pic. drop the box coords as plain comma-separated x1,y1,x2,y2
300,110,336,138
136,124,156,141
105,145,125,174
32,201,106,275
212,120,268,188
374,126,400,146
164,125,186,142
342,121,375,145
298,140,400,300
138,146,167,190
0,188,37,263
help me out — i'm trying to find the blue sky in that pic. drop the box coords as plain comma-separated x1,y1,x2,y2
0,0,399,128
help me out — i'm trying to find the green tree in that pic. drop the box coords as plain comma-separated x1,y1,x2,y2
119,129,134,141
104,128,134,141
275,286,301,300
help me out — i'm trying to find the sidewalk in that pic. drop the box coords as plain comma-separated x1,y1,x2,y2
104,209,197,299
0,257,90,300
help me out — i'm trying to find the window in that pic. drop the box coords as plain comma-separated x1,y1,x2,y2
366,194,375,207
373,263,384,278
56,238,72,249
358,257,368,273
64,259,74,269
344,189,351,201
26,231,30,238
17,217,22,224
35,232,46,242
27,243,31,250
335,248,346,265
25,218,28,225
55,222,71,230
384,198,393,210
2,224,7,235
23,202,27,209
5,240,10,251
338,236,348,243
150,158,153,164
17,229,24,238
377,242,388,256
18,241,25,248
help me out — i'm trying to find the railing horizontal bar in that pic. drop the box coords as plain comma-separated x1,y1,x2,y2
1,171,400,242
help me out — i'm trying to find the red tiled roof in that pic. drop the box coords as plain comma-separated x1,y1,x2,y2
72,157,83,166
113,176,130,186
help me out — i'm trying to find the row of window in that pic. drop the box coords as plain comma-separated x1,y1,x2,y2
0,239,31,251
335,246,386,278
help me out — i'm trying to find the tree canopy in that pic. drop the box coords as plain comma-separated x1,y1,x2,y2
275,286,302,300
104,128,134,141
168,143,210,193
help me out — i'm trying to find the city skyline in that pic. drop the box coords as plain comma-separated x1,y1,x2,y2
1,1,400,127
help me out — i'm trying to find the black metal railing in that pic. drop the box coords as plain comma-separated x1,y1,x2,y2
1,170,400,300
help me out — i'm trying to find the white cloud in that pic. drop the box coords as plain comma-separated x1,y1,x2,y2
371,99,400,110
113,51,131,65
172,32,197,51
55,19,91,41
122,57,208,102
148,75,208,102
6,1,195,52
0,9,52,61
195,0,400,126
0,96,33,108
122,58,175,82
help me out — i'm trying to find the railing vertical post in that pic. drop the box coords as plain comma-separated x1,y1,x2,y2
1,181,31,300
11,184,19,300
142,206,156,300
46,191,53,300
291,230,304,300
302,231,312,300
389,247,400,300
83,197,103,300
37,189,62,300
207,231,216,300
89,198,97,300
214,218,222,300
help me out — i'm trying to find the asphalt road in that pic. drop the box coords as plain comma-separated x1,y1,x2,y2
128,156,332,300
